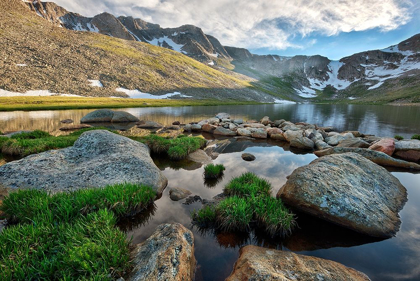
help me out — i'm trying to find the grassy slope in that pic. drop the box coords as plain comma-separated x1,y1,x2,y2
0,0,260,100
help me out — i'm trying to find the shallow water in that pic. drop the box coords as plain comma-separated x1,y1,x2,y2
1,104,420,280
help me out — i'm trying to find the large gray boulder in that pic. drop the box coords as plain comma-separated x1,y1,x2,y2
127,223,196,281
0,130,167,194
277,153,407,238
226,245,370,281
81,109,139,123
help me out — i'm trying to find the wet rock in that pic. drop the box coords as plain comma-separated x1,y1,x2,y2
169,187,192,201
278,153,407,238
137,120,164,129
213,127,237,136
172,121,181,125
369,138,395,156
127,223,195,281
237,128,252,137
251,128,267,139
184,195,203,205
202,124,217,133
337,138,370,148
394,140,420,162
191,124,202,131
226,245,370,281
216,112,230,120
0,130,167,194
241,153,256,161
315,147,420,170
81,109,139,123
59,124,92,131
187,149,212,164
60,119,73,124
260,116,271,125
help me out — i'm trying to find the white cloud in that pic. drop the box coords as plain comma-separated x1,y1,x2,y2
53,0,414,50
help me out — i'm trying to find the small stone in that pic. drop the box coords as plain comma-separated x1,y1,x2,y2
242,153,256,161
169,187,192,201
60,119,73,124
172,121,181,125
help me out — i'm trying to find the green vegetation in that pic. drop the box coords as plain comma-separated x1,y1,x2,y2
412,134,420,140
0,128,114,157
138,134,206,160
0,183,156,280
192,173,295,237
224,172,271,197
395,135,404,141
204,164,225,179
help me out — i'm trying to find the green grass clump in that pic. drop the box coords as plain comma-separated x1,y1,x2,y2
224,172,271,198
204,164,225,179
216,196,253,232
191,205,217,227
2,183,156,224
0,183,156,280
10,130,51,140
139,134,206,160
411,134,420,140
394,135,404,141
0,209,130,280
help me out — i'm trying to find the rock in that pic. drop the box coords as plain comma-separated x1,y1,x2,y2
243,123,265,128
207,118,220,125
221,118,231,123
337,138,370,148
278,153,407,238
184,124,192,131
319,126,335,132
369,138,395,156
172,121,181,125
290,136,314,150
394,140,420,162
233,119,243,124
273,119,285,127
60,119,73,124
197,120,208,126
137,120,164,129
241,153,256,161
260,116,271,125
270,133,287,141
226,245,370,281
283,130,303,142
59,124,92,131
169,188,192,201
202,124,217,133
229,123,237,130
213,127,237,136
266,128,283,137
363,135,382,144
187,149,212,164
343,131,363,138
216,112,230,120
315,147,420,170
281,122,300,131
191,124,202,131
81,109,139,123
163,125,181,131
237,128,252,137
325,133,354,146
127,223,195,281
315,140,332,150
251,128,267,139
0,130,167,194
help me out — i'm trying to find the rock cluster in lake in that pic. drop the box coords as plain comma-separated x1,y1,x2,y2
0,130,167,193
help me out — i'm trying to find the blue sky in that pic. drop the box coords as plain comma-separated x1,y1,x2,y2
54,0,420,60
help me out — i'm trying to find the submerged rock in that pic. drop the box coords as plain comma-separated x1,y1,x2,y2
127,223,196,281
81,109,139,123
169,187,192,201
226,245,370,281
278,153,407,238
0,130,167,194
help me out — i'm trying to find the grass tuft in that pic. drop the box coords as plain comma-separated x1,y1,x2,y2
394,135,404,141
204,164,225,179
191,205,217,228
224,172,271,198
411,134,420,140
10,130,51,140
216,196,253,232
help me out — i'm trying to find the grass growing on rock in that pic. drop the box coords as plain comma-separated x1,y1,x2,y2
412,134,420,140
192,173,296,237
138,134,206,160
0,183,156,280
204,164,226,179
395,135,404,141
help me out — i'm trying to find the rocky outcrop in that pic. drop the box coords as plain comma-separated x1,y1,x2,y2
369,138,395,156
226,245,370,281
81,109,139,123
169,188,192,201
127,223,196,281
394,139,420,163
0,130,167,193
277,153,407,238
315,147,420,170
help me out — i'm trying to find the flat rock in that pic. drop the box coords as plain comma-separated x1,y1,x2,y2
315,147,420,170
0,130,167,194
213,127,237,136
59,124,92,131
191,124,202,131
315,140,331,150
251,128,267,139
226,245,370,281
137,120,164,129
127,223,195,281
337,138,370,148
216,112,230,120
241,153,256,161
202,124,217,133
81,109,139,123
169,187,192,201
60,119,73,124
290,136,314,150
394,140,420,162
237,128,252,137
369,138,395,156
278,153,407,238
187,149,212,164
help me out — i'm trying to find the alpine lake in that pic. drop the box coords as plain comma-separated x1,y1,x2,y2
1,103,419,281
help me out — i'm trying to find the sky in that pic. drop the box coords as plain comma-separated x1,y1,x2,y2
53,0,420,60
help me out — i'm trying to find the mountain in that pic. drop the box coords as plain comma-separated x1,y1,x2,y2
0,0,281,102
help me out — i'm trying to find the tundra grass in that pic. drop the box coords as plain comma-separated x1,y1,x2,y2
395,135,404,141
412,134,420,140
216,196,253,232
224,172,271,197
0,97,261,112
204,164,225,179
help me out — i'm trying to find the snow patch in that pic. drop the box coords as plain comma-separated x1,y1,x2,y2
295,86,317,98
88,80,103,87
348,97,357,100
209,53,219,58
381,45,415,56
307,61,355,91
0,89,82,97
116,88,192,99
273,99,296,104
208,61,215,66
368,82,384,90
147,36,185,53
86,23,99,33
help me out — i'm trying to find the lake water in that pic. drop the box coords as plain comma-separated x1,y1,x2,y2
1,103,420,280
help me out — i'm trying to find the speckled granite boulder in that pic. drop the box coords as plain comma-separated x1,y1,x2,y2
81,109,139,123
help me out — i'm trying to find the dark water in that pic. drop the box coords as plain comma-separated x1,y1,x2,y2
1,104,420,280
1,104,420,138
